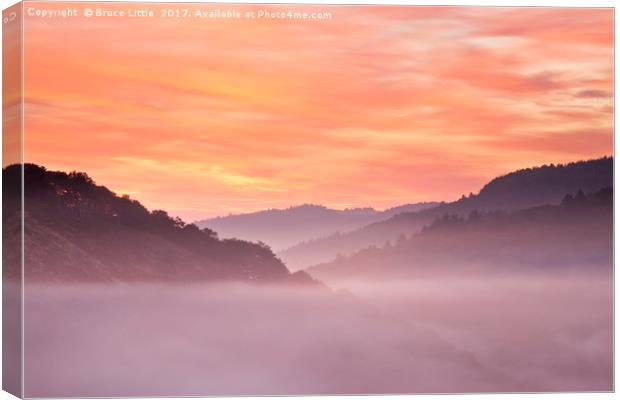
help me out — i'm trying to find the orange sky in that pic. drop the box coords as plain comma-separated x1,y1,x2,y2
21,3,613,221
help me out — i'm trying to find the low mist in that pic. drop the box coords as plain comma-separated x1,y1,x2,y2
23,271,612,397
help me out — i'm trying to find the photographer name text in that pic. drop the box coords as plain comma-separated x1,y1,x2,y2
26,6,333,21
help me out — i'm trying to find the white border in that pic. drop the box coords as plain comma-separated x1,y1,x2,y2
0,1,616,400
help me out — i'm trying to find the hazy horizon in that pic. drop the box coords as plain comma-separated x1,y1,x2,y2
196,200,440,221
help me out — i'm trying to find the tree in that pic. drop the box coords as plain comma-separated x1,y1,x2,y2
561,193,574,204
575,189,587,202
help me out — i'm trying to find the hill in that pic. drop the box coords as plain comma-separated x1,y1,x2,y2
3,164,315,284
279,157,613,270
308,187,613,283
195,202,438,251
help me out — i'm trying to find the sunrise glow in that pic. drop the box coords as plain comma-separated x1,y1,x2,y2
22,4,613,220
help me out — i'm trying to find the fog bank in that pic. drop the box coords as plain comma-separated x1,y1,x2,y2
24,274,612,397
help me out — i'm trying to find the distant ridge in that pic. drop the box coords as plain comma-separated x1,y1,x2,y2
195,202,439,251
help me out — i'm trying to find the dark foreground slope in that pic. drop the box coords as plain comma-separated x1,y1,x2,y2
308,187,613,283
281,157,613,270
3,164,313,284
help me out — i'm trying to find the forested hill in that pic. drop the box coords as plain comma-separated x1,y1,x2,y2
458,156,613,211
307,187,613,283
279,156,613,270
2,164,315,284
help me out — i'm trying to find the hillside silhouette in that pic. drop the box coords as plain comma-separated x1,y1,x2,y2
308,187,613,282
280,157,613,270
195,202,438,251
3,164,315,284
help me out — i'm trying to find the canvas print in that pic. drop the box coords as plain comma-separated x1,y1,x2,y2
2,2,614,397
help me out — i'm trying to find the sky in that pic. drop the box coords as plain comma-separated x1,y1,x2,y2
20,3,613,221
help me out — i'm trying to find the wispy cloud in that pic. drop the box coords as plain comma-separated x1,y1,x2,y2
23,4,613,220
